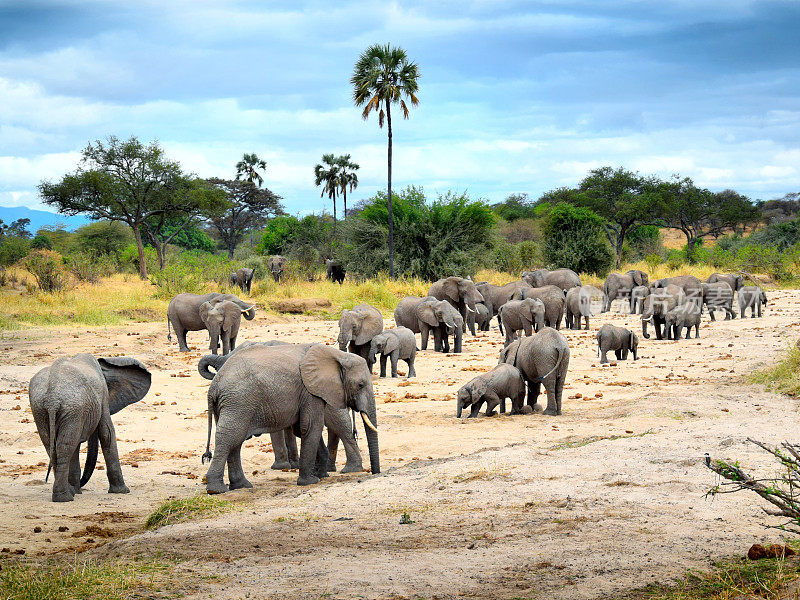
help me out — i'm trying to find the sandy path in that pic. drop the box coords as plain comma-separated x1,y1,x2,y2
1,291,799,598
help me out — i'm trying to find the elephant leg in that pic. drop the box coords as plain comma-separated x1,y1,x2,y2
420,325,430,351
227,444,252,490
709,308,716,321
497,314,504,336
209,334,219,355
433,328,442,352
297,402,325,486
542,376,559,416
95,412,128,494
583,315,590,330
454,330,462,353
600,349,608,364
270,430,292,470
69,447,82,495
406,353,417,378
499,397,506,414
51,435,76,502
505,328,514,348
655,318,663,340
206,414,248,494
527,381,540,410
326,407,363,474
379,354,388,378
327,428,340,472
554,374,565,415
221,334,231,356
758,303,763,317
522,321,532,337
313,436,329,480
177,325,190,352
390,351,399,377
483,392,501,416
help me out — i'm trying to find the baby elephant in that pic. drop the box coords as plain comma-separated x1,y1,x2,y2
199,299,252,355
738,285,767,318
665,303,701,339
499,298,545,347
596,324,639,364
368,327,418,378
457,364,526,418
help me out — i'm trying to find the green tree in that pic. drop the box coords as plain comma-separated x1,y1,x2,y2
314,154,342,229
74,220,132,256
336,154,359,218
31,233,52,250
38,136,185,278
492,193,537,221
235,152,268,248
0,218,32,239
256,215,300,255
351,43,420,278
541,203,614,276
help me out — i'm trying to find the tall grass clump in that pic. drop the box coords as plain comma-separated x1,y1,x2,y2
20,250,66,292
750,344,800,397
145,495,233,529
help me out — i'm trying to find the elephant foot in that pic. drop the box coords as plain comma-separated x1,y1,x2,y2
542,407,559,416
297,475,320,486
179,347,190,352
485,409,497,417
340,462,364,474
326,462,337,472
228,478,253,491
271,460,298,470
71,485,82,495
206,480,229,495
108,484,130,494
52,490,74,502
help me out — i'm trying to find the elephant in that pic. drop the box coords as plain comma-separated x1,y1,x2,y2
738,286,767,318
201,343,379,491
641,284,684,340
630,285,650,314
651,275,703,308
29,354,151,502
499,298,545,347
564,286,597,330
229,268,255,294
707,272,744,293
456,364,526,418
521,268,581,292
596,324,638,364
167,293,256,352
338,303,384,372
664,302,701,339
199,299,252,355
467,301,491,332
267,255,288,282
511,285,565,329
498,328,570,415
701,282,735,321
368,327,417,378
326,259,346,284
475,281,531,334
431,300,465,353
602,270,649,312
428,276,485,336
394,296,461,352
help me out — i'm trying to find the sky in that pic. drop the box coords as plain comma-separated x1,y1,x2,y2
1,0,799,216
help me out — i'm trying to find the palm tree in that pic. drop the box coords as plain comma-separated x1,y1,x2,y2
335,154,359,218
351,44,419,277
235,153,267,187
314,153,341,230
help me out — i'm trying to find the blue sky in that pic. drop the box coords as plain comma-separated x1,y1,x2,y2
1,1,799,216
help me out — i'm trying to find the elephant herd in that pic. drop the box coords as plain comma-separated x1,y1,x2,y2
27,266,769,503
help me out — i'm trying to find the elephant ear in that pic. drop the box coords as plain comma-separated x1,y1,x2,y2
472,378,488,401
416,301,438,327
441,278,461,304
354,305,383,345
382,332,400,354
199,301,212,325
300,345,347,409
222,302,237,332
632,271,644,286
98,357,152,414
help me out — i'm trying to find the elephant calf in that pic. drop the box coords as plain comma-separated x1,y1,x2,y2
230,268,255,293
369,327,417,378
457,364,526,418
338,303,384,372
499,298,545,346
630,285,650,314
701,282,735,321
467,302,491,332
565,286,594,330
665,303,701,339
199,299,252,355
739,285,767,318
596,324,638,364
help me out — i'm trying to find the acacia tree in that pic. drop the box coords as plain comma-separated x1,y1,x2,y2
336,154,359,218
351,43,420,278
38,136,185,278
314,154,341,230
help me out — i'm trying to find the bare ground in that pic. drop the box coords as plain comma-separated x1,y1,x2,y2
1,291,799,598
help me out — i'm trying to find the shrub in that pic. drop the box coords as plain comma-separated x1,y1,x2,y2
517,240,541,269
150,251,233,297
541,203,614,276
735,244,789,281
31,233,53,250
498,218,542,244
65,252,117,283
644,253,661,273
623,225,662,262
120,244,158,275
665,249,685,270
21,250,66,292
74,221,132,256
490,240,523,274
0,236,31,267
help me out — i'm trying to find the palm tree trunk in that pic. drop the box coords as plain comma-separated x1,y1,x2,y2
333,190,337,236
386,100,395,278
343,187,347,220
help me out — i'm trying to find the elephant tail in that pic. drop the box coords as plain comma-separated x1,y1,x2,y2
534,345,567,383
45,407,57,482
198,354,230,380
80,430,99,487
167,316,172,342
202,399,214,464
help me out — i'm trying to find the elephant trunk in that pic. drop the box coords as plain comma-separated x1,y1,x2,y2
80,430,99,487
457,399,463,418
198,354,231,380
242,305,256,320
641,316,651,339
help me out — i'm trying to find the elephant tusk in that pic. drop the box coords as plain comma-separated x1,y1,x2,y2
241,305,254,313
360,412,378,432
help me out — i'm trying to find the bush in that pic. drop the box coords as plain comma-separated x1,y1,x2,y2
644,253,661,273
735,244,790,281
74,221,132,256
31,233,53,250
623,225,662,262
0,236,31,267
65,252,117,283
665,249,685,270
541,203,614,276
498,218,542,244
150,250,234,297
257,215,302,255
120,244,158,275
21,250,66,292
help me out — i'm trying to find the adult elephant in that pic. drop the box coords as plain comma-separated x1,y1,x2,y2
326,259,346,284
201,343,379,491
29,354,151,502
499,298,545,347
511,285,565,329
267,255,288,282
521,268,581,292
707,272,744,293
167,293,256,352
338,303,383,371
651,275,702,307
199,299,252,355
394,296,460,351
738,286,767,318
701,282,735,321
476,281,532,334
641,284,684,340
498,328,570,416
229,268,255,293
428,277,484,336
565,286,598,330
602,270,649,312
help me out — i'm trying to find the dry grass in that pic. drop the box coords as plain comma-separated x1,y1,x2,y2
144,495,234,530
453,461,512,483
749,344,800,398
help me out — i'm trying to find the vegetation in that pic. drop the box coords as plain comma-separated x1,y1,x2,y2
541,203,614,276
145,495,234,529
750,345,800,398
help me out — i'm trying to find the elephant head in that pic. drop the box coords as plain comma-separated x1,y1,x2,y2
300,345,379,474
522,269,549,288
456,378,488,418
417,299,457,333
368,331,399,365
626,269,648,287
523,298,546,332
229,272,238,287
200,300,252,354
208,294,256,321
441,277,484,312
337,305,384,350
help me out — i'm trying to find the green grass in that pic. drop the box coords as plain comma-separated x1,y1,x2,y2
0,556,176,600
144,495,234,530
749,344,800,397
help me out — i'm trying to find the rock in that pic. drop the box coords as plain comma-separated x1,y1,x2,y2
748,543,796,560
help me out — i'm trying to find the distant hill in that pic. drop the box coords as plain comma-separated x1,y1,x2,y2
0,206,89,233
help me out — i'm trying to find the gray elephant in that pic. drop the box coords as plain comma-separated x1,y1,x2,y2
630,285,650,314
602,270,649,312
707,272,744,293
641,284,684,339
338,303,384,371
199,299,252,355
498,327,570,415
29,354,151,502
511,285,565,329
738,286,767,318
499,298,545,347
701,282,735,321
268,255,288,282
564,286,596,330
664,302,701,339
201,343,379,490
521,268,581,292
230,268,255,293
467,301,491,332
431,300,465,353
394,296,461,352
167,293,256,352
326,259,346,284
456,364,526,418
428,276,485,336
476,281,531,334
368,327,417,377
651,275,703,307
596,324,638,364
